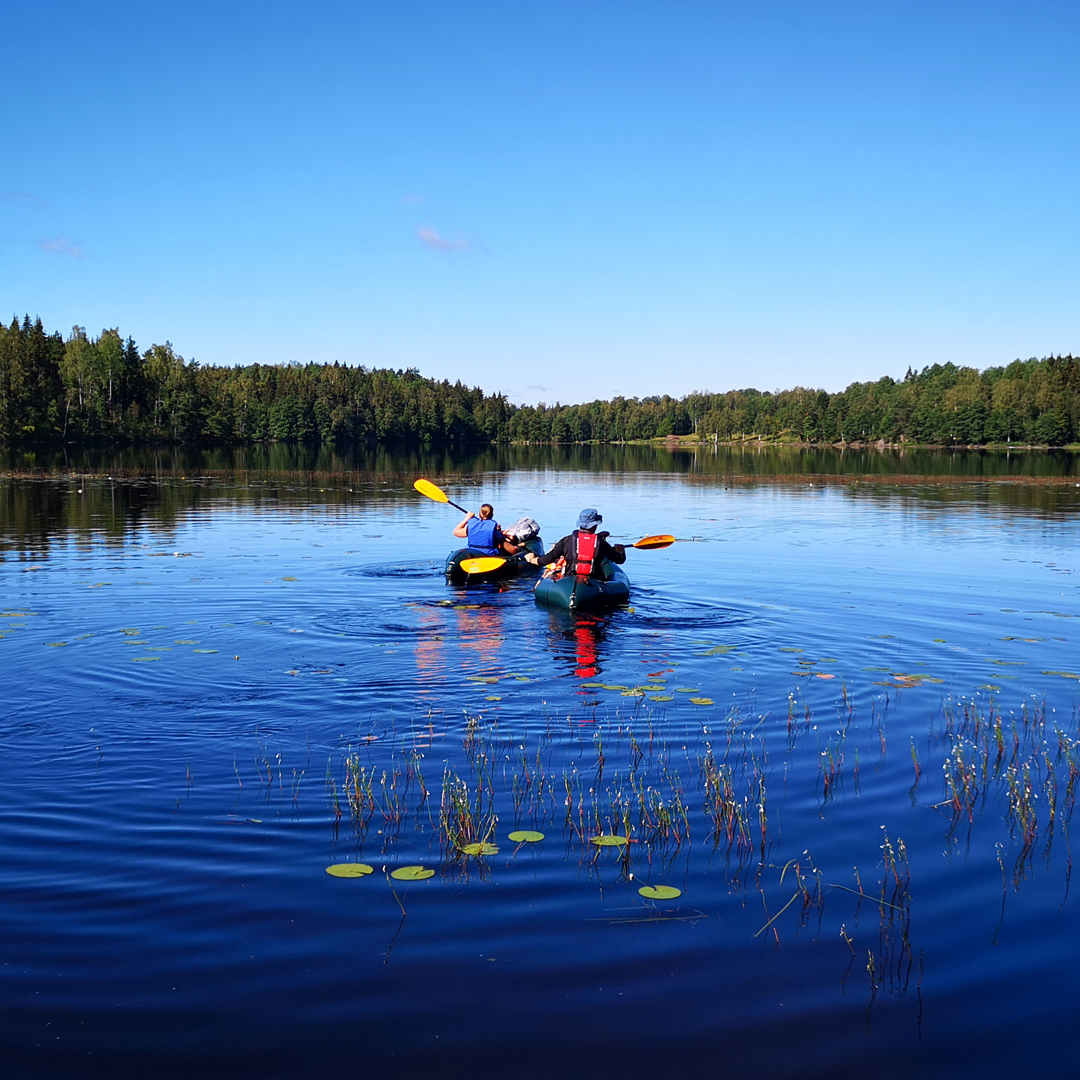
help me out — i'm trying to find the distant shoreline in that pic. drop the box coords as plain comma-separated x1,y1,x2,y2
3,317,1078,448
3,433,1079,453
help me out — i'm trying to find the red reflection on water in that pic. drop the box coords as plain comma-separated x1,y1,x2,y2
457,603,504,669
413,607,447,695
572,616,603,679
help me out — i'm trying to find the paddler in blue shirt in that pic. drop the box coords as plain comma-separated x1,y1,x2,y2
453,503,521,557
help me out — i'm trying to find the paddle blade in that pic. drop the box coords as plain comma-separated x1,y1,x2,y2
460,556,507,574
632,534,676,550
413,478,449,503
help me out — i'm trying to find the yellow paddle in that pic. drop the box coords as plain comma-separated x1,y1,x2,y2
462,534,676,575
413,478,469,515
459,556,509,575
629,534,676,550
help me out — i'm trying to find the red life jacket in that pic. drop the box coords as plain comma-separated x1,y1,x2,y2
572,530,599,578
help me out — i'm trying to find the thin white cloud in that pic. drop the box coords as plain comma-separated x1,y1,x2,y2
526,384,554,392
38,236,84,258
417,226,470,253
2,192,46,207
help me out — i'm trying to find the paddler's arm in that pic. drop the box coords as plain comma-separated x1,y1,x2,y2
496,524,520,555
452,511,474,539
598,531,626,564
525,535,569,567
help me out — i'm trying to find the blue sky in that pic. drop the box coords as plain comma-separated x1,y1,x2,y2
2,1,1077,405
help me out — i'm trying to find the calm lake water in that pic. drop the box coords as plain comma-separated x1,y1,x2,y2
2,446,1079,1079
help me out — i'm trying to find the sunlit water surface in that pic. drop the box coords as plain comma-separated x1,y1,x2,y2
2,460,1079,1078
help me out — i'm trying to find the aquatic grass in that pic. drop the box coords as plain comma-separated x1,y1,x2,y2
313,685,1080,971
754,852,825,941
928,694,1078,878
439,765,498,856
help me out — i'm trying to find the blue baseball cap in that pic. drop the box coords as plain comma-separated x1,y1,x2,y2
577,508,602,529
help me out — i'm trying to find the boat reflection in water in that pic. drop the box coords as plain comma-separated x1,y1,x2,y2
546,609,610,681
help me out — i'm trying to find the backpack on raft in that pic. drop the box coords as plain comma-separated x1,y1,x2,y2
504,517,540,543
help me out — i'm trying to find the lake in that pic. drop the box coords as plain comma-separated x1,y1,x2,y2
2,445,1079,1078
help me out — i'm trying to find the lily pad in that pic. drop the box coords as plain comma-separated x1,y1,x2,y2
689,697,714,706
507,830,544,843
193,649,218,654
391,865,435,881
638,884,682,900
591,835,628,848
281,576,298,582
649,694,675,702
675,688,702,694
326,863,374,878
131,657,159,662
460,842,499,856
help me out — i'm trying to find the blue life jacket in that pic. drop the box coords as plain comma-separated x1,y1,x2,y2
466,517,501,556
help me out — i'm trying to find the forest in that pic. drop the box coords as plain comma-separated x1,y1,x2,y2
1,315,1078,447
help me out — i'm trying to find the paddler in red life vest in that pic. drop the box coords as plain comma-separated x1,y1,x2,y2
524,508,626,578
453,503,521,558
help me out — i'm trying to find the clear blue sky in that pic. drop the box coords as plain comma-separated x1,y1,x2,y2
2,1,1077,405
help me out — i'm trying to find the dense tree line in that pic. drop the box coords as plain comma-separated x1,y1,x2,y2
1,315,1078,446
0,317,510,444
507,358,1080,446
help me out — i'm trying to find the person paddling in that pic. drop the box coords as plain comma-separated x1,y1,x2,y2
525,508,625,578
453,504,520,558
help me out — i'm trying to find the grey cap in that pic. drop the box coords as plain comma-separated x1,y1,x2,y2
576,508,602,530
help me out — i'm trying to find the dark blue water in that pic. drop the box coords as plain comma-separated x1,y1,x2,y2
2,464,1079,1078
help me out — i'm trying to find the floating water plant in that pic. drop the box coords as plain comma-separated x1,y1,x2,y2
507,830,544,842
590,835,628,847
460,842,498,856
326,863,373,878
391,866,435,881
638,884,681,899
